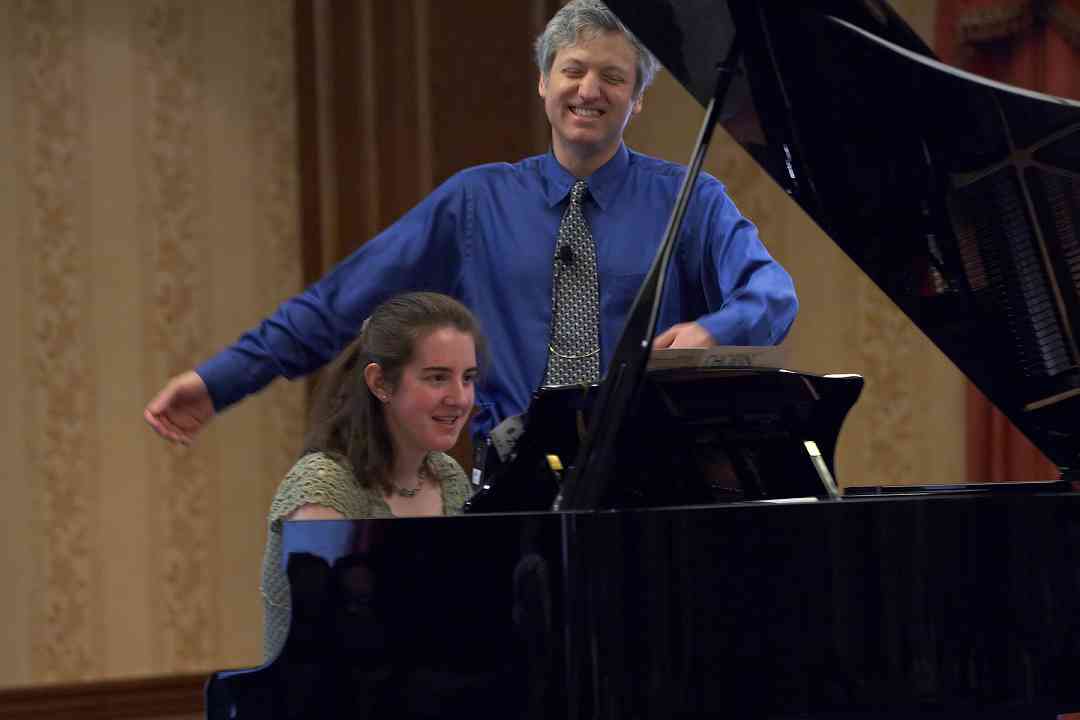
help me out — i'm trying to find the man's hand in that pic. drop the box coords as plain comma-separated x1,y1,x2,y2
143,370,215,445
652,321,717,349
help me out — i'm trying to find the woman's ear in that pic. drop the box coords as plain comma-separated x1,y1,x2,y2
363,362,389,402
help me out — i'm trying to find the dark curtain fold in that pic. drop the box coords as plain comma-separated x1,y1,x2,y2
293,0,559,472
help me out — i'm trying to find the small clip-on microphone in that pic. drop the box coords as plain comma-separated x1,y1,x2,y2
558,243,575,266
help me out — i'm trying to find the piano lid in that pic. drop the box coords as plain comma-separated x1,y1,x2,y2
605,0,1080,473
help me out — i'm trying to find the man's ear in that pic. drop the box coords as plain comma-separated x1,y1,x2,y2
363,362,389,402
538,72,548,99
631,92,644,115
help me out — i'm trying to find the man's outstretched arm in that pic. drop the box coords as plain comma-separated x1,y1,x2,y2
142,175,469,444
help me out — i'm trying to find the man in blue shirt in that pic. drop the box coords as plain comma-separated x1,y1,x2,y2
144,0,798,444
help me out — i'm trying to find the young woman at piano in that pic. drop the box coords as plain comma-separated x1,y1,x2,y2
259,291,482,658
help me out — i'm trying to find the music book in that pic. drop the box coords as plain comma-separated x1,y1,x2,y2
647,344,787,370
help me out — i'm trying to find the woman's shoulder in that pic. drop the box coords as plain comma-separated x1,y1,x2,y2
281,450,354,487
427,451,466,480
269,451,374,529
428,452,472,514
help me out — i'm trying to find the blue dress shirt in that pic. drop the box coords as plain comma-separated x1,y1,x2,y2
197,144,798,436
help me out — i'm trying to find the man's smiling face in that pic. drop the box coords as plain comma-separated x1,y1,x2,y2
539,30,643,172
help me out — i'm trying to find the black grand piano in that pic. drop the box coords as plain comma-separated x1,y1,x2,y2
206,1,1080,718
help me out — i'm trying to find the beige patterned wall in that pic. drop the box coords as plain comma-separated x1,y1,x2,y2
624,0,965,489
0,0,303,688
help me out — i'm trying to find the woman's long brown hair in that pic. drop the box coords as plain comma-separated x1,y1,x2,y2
302,292,484,495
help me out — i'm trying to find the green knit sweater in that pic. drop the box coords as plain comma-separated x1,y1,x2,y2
260,450,471,660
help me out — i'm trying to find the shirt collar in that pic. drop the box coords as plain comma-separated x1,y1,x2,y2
540,143,630,211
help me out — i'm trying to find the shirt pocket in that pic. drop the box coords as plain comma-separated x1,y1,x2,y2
602,268,685,337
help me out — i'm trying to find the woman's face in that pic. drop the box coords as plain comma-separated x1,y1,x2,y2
382,326,478,458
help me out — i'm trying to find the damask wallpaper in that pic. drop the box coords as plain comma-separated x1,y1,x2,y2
0,0,303,687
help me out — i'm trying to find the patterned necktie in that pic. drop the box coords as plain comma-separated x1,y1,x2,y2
545,179,600,385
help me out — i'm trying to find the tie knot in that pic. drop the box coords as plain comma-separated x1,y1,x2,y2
570,180,588,206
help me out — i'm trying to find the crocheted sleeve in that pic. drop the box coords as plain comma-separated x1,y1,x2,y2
268,451,369,532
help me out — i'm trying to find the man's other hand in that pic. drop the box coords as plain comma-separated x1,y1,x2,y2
652,321,717,349
143,370,215,445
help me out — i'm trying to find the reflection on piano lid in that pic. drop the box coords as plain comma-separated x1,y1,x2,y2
208,495,1080,719
605,0,1080,473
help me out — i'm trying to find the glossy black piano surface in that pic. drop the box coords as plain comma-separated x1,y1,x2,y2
208,493,1080,719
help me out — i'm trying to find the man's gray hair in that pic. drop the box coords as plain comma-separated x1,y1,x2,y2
534,0,660,98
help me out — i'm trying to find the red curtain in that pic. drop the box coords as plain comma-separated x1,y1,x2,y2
935,0,1079,482
936,0,1080,98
